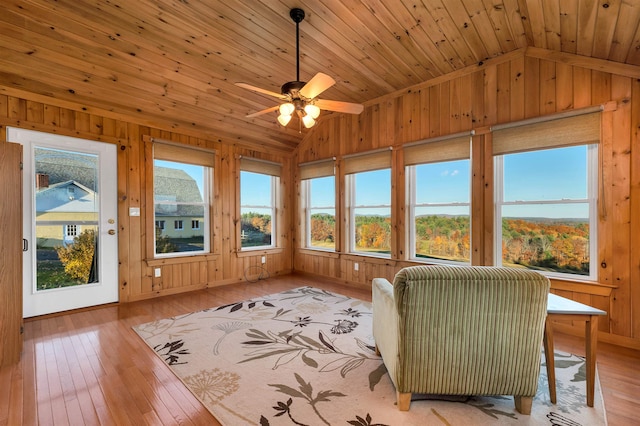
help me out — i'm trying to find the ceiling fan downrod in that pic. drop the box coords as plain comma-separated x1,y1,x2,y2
290,8,305,83
281,8,307,97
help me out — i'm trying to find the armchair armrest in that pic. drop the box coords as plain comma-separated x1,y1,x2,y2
372,277,400,387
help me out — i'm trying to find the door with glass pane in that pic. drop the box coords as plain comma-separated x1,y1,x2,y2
7,128,118,318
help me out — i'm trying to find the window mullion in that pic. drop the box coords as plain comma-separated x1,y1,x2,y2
501,199,589,205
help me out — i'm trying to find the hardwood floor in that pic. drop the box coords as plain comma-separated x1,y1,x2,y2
1,273,638,425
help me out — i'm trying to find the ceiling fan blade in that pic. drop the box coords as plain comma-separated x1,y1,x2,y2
235,82,286,100
299,72,336,99
315,99,364,114
246,105,279,118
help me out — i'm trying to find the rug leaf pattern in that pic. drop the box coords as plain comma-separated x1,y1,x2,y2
133,286,606,425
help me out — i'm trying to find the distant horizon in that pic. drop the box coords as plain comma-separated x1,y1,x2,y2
323,213,589,223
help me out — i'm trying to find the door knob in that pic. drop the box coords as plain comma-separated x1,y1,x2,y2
108,229,116,235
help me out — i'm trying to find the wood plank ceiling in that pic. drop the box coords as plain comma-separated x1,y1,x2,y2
1,0,640,154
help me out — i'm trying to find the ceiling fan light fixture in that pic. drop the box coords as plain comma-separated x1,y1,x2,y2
302,114,316,128
279,102,295,116
304,103,320,119
277,114,292,126
235,8,363,127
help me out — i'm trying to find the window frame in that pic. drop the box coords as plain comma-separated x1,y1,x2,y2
153,160,209,257
343,148,393,258
238,157,282,252
299,158,337,252
403,133,472,265
303,177,337,251
144,136,215,260
490,109,601,280
405,160,472,265
493,140,599,281
65,224,78,237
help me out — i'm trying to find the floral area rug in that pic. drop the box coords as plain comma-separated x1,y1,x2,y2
133,287,607,425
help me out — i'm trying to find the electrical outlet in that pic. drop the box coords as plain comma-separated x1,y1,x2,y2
154,268,161,277
354,262,359,271
261,256,266,264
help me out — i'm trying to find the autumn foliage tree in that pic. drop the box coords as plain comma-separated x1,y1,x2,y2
501,218,589,274
310,213,335,245
355,216,391,253
55,229,96,283
241,212,272,246
414,215,470,262
334,213,588,274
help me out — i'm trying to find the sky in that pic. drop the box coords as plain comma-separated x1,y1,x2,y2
240,171,272,208
501,145,590,219
159,144,591,220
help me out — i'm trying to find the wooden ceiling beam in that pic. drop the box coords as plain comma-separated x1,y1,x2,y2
525,46,640,79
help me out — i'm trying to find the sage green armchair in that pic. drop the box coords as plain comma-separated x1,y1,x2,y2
372,265,549,414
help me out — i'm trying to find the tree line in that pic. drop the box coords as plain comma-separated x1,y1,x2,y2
310,213,589,274
241,212,273,246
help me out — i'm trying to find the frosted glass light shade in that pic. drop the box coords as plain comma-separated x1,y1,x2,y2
304,103,320,119
279,102,295,116
277,114,292,126
302,114,316,128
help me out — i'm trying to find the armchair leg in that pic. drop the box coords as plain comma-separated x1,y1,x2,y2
397,392,411,411
514,396,532,415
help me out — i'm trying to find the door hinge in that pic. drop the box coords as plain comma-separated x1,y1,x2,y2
20,161,23,170
20,325,24,335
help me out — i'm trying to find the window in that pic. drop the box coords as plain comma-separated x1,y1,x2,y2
192,220,200,230
151,140,213,257
493,110,600,279
344,149,392,257
300,158,336,251
405,135,471,264
306,176,336,250
66,224,78,237
239,157,281,250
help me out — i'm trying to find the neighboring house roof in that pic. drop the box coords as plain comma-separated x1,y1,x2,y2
36,181,98,213
35,148,98,189
34,161,204,217
154,166,204,217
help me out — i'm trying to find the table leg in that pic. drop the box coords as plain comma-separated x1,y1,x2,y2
585,316,598,407
543,318,556,404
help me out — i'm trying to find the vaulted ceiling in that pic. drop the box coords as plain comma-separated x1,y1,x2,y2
2,1,640,154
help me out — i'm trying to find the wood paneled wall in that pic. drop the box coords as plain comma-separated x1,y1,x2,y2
1,47,638,349
0,96,293,303
294,49,640,349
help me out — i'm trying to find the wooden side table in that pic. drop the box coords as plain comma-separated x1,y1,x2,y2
544,293,607,407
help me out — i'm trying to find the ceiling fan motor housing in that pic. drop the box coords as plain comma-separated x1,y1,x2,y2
281,80,307,99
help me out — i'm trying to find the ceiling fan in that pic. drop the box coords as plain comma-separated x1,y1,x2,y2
235,8,364,129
